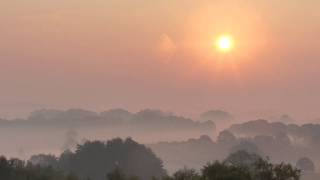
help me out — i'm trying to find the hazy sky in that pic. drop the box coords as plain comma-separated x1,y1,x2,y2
1,0,319,120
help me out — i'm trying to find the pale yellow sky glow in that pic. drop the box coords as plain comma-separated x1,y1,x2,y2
0,0,320,120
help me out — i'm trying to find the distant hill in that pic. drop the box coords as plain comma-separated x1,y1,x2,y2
0,108,215,157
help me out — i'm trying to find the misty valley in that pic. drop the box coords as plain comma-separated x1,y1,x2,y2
0,108,319,180
2,0,320,179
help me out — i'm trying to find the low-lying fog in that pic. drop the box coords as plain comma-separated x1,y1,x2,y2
1,108,320,179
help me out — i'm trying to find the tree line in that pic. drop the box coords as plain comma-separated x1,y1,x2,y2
0,138,301,180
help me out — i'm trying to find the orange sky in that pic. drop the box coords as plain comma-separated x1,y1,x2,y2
0,0,320,121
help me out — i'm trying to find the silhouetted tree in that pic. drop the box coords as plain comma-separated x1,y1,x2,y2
201,161,252,180
106,168,127,180
253,157,301,180
171,167,200,180
224,150,261,168
273,163,300,180
29,154,58,168
0,156,80,180
54,138,166,180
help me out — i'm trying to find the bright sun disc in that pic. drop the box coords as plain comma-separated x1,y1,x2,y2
216,35,234,52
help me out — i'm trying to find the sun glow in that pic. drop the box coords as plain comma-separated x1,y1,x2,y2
216,35,234,52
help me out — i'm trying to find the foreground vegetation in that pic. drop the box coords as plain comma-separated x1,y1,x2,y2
0,139,301,180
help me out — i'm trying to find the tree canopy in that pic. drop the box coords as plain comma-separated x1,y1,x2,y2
31,138,166,180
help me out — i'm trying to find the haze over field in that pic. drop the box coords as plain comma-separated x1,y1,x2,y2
1,108,320,180
1,1,320,180
0,108,215,157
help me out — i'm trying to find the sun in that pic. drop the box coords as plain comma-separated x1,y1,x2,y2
216,35,234,52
